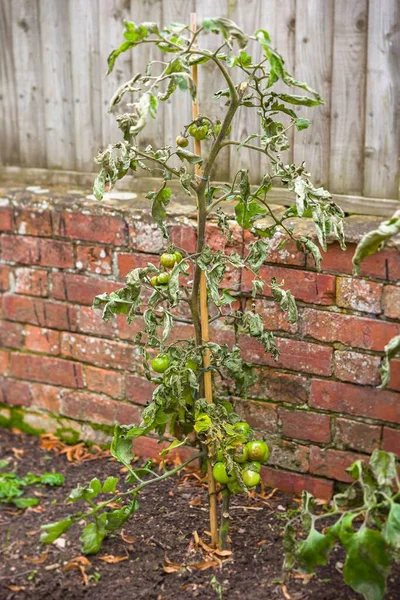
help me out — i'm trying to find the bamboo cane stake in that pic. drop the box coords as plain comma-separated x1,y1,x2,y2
190,12,219,549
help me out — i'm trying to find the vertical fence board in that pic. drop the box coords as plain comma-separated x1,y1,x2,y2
329,0,368,195
69,0,102,172
99,0,133,148
0,0,19,166
39,0,75,170
364,0,400,198
11,0,46,168
293,0,334,187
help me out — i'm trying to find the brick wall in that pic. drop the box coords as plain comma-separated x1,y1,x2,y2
1,187,400,500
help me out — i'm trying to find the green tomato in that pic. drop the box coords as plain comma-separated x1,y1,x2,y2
151,354,169,373
233,422,251,437
157,272,170,285
214,121,232,137
212,462,236,485
176,135,188,147
246,440,269,462
233,444,249,464
160,253,177,268
185,358,199,372
150,275,159,286
215,450,224,462
227,480,243,495
173,250,183,263
248,460,262,473
242,468,261,489
261,444,270,463
188,120,209,141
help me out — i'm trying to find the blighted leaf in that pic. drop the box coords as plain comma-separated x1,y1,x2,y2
369,450,397,489
296,527,336,572
246,239,270,272
300,237,322,271
146,182,171,237
202,17,249,49
278,93,321,107
379,335,400,389
353,216,400,275
270,278,298,324
383,502,400,549
176,148,203,164
235,199,266,229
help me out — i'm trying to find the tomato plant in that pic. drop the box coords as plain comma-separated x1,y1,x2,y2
41,16,345,555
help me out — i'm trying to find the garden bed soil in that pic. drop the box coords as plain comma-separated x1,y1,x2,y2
0,429,399,600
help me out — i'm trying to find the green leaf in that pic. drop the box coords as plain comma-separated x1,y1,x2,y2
296,527,336,572
80,514,107,555
343,528,391,600
383,502,400,548
110,426,134,469
296,118,310,130
38,472,65,486
14,497,40,509
107,41,135,74
102,476,119,494
176,148,203,165
235,199,266,229
278,93,321,107
105,499,139,531
352,216,400,275
379,335,400,389
41,518,73,544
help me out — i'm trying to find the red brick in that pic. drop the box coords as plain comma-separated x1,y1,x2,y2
0,265,10,291
132,435,197,462
244,229,306,266
25,325,60,355
336,277,382,314
30,383,60,413
14,208,52,236
86,366,125,399
334,418,381,454
1,235,74,268
382,427,400,454
242,265,336,305
0,378,32,407
0,320,24,349
279,409,331,443
316,242,399,281
125,374,155,405
76,245,113,275
170,223,197,254
60,390,141,426
310,446,365,482
234,400,278,433
117,314,145,341
334,351,381,385
206,220,243,255
246,298,298,334
0,206,13,232
129,218,165,253
310,379,400,424
117,252,159,277
239,335,333,376
61,332,137,371
387,359,400,392
2,295,78,330
78,306,115,337
267,436,310,472
14,267,48,296
10,353,84,388
260,466,333,500
301,307,400,351
248,368,309,405
383,286,400,319
52,273,117,305
53,210,128,245
0,349,10,373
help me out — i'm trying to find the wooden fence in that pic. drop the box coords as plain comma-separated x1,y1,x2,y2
1,0,399,208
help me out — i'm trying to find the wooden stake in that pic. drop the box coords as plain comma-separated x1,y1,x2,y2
190,12,219,549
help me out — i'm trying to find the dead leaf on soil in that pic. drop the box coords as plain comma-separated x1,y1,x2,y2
120,529,136,544
39,433,109,463
294,573,314,583
23,551,48,564
62,557,91,586
281,584,293,600
6,585,25,592
98,554,129,564
11,448,24,460
190,560,220,571
189,495,202,506
163,556,185,573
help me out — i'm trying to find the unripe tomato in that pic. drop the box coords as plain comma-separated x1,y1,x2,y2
216,450,224,462
248,460,262,473
227,480,243,494
246,440,269,462
261,444,270,463
186,358,199,372
160,253,176,268
233,422,251,437
173,250,183,263
215,121,232,137
150,276,159,286
233,444,249,464
188,120,209,141
176,135,188,147
212,461,236,484
157,272,170,285
242,467,261,488
151,354,169,373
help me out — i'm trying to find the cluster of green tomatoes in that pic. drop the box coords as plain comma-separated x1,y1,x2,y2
212,421,269,494
175,117,231,146
149,250,183,288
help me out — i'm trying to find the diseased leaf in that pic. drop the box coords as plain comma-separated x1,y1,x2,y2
270,277,298,324
379,335,400,389
296,527,336,572
202,17,248,49
235,199,266,229
146,182,171,237
176,148,203,164
353,216,400,275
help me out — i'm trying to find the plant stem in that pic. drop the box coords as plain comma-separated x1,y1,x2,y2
219,488,231,549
